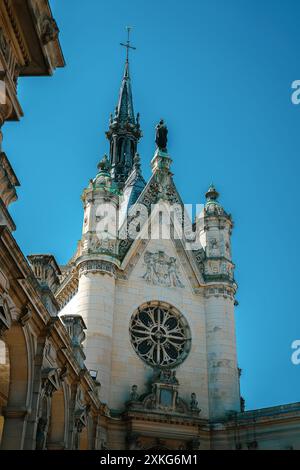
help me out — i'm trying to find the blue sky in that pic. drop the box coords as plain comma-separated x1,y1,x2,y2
4,0,300,410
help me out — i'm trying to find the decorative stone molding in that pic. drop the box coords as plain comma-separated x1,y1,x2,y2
204,286,236,300
3,0,30,65
78,260,116,278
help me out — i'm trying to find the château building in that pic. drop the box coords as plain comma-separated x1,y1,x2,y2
0,1,299,451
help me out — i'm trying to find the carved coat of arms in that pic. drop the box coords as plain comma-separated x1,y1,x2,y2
142,251,184,288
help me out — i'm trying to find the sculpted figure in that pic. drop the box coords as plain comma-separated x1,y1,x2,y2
155,119,168,152
168,257,183,288
130,384,139,401
190,392,199,411
143,252,158,284
36,417,48,450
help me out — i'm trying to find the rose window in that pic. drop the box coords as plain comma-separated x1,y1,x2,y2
129,302,191,368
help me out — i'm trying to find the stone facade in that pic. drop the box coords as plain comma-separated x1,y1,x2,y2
0,1,102,451
0,2,299,451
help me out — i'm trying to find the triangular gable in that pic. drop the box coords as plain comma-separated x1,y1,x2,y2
119,200,205,288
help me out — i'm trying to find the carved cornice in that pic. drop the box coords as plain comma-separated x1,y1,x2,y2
3,0,31,66
77,259,116,278
204,285,236,299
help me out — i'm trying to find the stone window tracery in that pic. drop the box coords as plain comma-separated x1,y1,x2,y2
129,302,191,368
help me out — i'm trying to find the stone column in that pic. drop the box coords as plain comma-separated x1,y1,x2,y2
205,291,240,420
75,260,116,404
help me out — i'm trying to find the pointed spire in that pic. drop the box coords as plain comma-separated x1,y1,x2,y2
116,59,135,124
105,28,142,188
116,26,136,124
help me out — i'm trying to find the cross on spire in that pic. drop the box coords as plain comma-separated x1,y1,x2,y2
120,26,136,62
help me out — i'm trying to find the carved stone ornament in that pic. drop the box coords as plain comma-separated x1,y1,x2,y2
73,387,89,448
126,369,192,416
40,15,59,45
142,251,184,288
86,233,117,255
